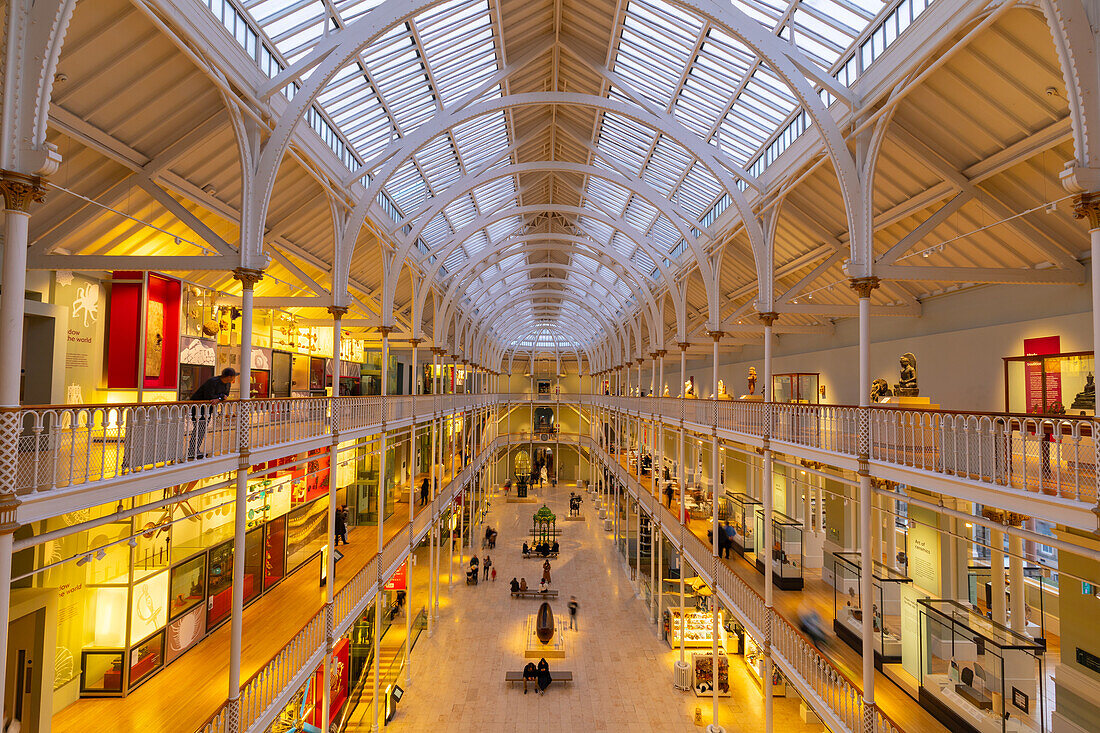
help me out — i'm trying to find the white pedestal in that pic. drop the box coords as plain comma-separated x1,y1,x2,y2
674,660,692,690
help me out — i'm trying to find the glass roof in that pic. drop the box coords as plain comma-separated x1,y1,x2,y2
212,0,932,354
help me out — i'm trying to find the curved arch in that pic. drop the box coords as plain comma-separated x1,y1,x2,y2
421,205,687,339
435,238,660,337
1042,0,1100,181
480,291,618,353
254,0,860,328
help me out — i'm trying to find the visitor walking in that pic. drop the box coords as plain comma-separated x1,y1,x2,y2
568,596,578,630
419,477,430,507
664,483,674,508
483,554,492,581
542,559,552,585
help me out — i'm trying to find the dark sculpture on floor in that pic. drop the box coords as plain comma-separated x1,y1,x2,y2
894,352,918,396
1071,373,1096,412
536,601,555,644
870,378,892,403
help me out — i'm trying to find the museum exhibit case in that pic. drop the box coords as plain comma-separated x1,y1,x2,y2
725,492,759,556
968,564,1049,648
917,599,1045,733
771,373,820,404
753,508,804,590
664,608,727,648
744,631,786,696
832,551,912,666
692,651,730,696
1003,350,1095,416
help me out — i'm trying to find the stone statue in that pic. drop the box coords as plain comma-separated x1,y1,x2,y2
747,366,757,395
684,376,696,398
894,352,918,396
1071,373,1096,412
717,380,728,399
870,378,892,403
663,383,670,397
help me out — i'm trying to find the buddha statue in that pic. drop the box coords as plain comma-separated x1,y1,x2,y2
747,366,757,395
717,379,729,399
894,352,918,396
1071,372,1096,412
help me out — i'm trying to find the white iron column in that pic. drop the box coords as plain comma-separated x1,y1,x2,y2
1071,195,1100,418
758,311,777,733
228,267,260,727
323,305,346,726
1008,529,1026,632
676,342,688,679
371,326,391,733
0,173,47,700
991,527,1007,625
406,337,419,686
708,329,723,733
850,277,878,730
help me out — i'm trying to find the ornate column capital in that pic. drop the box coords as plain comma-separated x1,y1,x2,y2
707,330,723,342
1073,192,1100,230
0,170,48,212
431,347,445,356
378,325,394,337
980,507,1029,527
656,349,667,357
848,276,881,299
326,305,349,318
756,312,779,327
676,341,690,351
409,338,421,347
232,267,264,290
0,493,21,535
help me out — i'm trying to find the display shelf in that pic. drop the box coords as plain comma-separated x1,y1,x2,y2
744,632,785,696
665,608,726,648
691,651,730,696
752,508,803,590
832,551,911,666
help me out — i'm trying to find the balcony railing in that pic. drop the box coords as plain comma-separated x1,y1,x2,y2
577,395,1100,507
5,393,495,497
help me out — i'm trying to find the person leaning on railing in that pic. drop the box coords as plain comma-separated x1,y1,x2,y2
187,367,238,460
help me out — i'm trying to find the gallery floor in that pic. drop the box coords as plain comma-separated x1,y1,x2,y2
379,483,825,732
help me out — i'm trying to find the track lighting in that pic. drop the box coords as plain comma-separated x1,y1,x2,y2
76,554,92,566
96,548,107,560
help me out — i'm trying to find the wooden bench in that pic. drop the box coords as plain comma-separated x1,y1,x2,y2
511,589,558,599
505,670,574,686
522,551,558,559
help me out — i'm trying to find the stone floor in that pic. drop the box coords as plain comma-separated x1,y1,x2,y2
387,483,825,732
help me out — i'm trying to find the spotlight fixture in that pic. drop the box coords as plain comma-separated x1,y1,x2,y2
95,548,106,560
76,554,92,566
128,537,138,547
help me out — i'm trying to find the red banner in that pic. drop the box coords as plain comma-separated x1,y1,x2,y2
1024,336,1061,414
384,561,408,591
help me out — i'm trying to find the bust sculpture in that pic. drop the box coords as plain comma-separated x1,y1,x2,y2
684,376,696,398
894,353,918,396
870,378,892,403
747,366,757,395
1071,372,1096,412
663,383,670,397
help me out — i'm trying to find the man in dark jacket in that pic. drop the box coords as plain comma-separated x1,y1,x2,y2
187,368,237,459
335,505,348,545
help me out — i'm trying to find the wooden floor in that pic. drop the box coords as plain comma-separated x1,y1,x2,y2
51,466,460,733
382,482,826,733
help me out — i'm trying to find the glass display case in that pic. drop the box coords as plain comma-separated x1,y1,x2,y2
725,492,759,556
664,608,726,648
832,552,911,666
753,508,804,590
917,599,1045,733
1003,351,1094,416
968,564,1048,648
744,632,786,696
771,373,820,404
692,651,730,696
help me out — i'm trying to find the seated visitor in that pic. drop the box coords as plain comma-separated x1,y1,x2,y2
510,577,520,593
519,578,528,591
537,658,552,694
523,661,538,694
551,540,559,553
523,541,530,555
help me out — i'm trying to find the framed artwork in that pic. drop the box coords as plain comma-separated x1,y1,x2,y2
145,301,164,377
